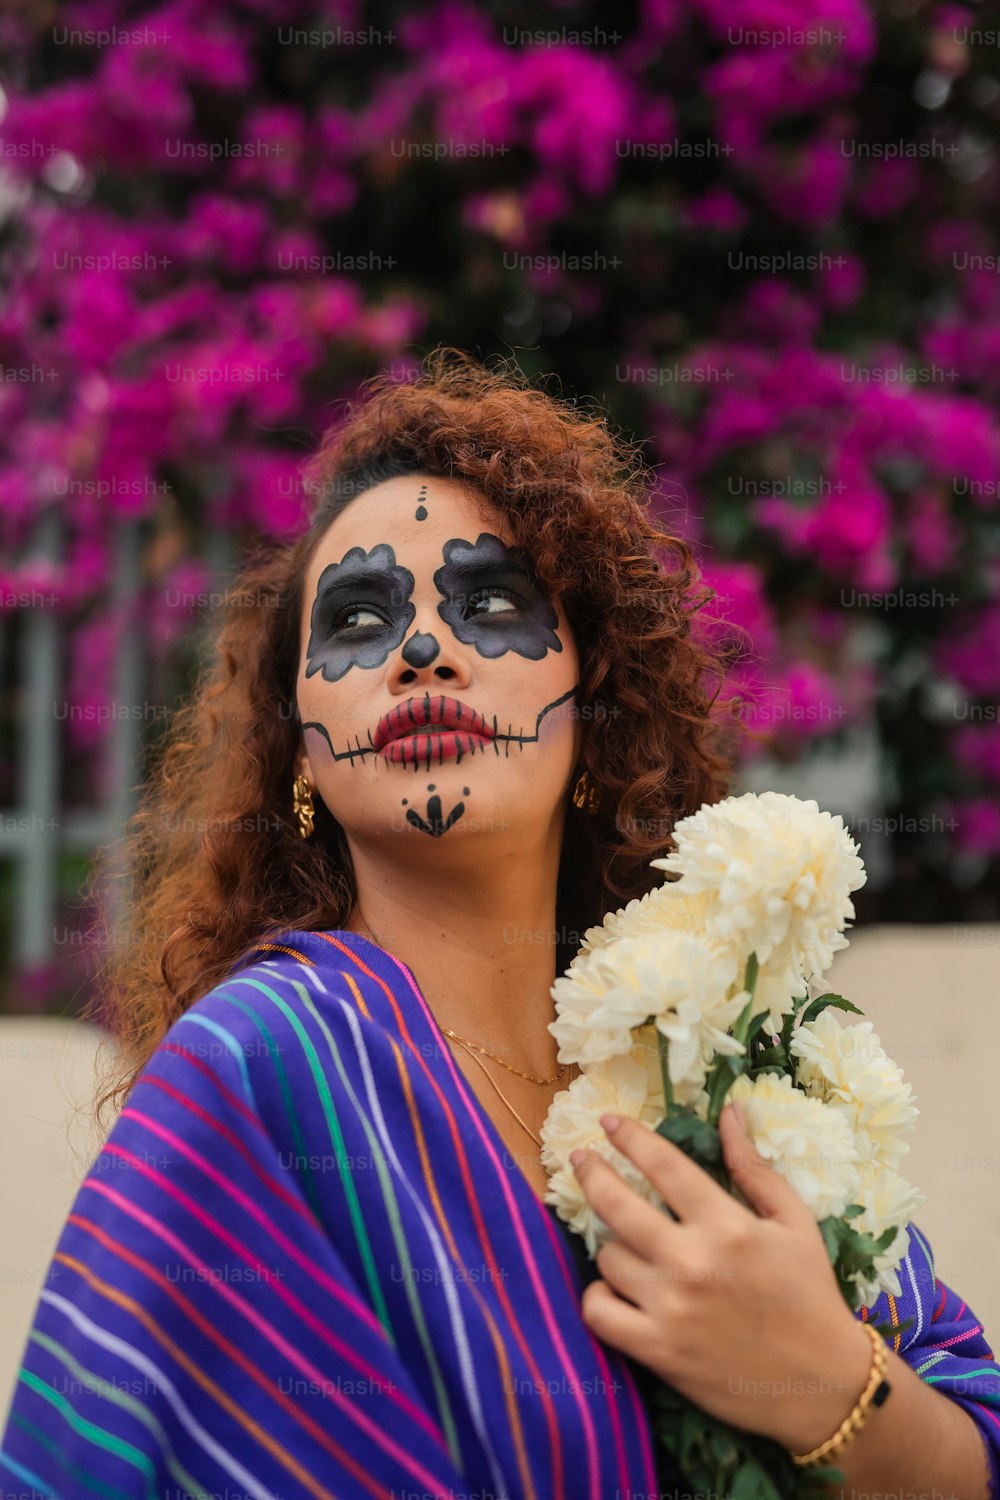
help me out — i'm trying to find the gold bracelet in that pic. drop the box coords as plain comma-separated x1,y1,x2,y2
791,1322,893,1468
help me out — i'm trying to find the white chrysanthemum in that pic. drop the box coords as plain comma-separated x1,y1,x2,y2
847,1163,925,1306
654,980,749,1096
790,1009,919,1174
548,935,672,1066
752,966,813,1040
539,1051,670,1255
548,928,742,1069
649,791,867,1007
575,886,722,961
575,879,809,1038
728,1072,862,1221
627,1020,713,1113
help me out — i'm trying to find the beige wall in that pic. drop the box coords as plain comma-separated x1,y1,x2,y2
825,923,1000,1345
2,924,998,1417
1,1016,109,1414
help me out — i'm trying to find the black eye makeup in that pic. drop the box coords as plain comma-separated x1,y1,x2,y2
303,532,562,683
463,584,520,618
304,543,415,682
435,534,562,660
329,603,389,632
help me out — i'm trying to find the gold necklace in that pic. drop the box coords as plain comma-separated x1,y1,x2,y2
356,910,576,1151
440,1028,568,1085
446,1035,545,1149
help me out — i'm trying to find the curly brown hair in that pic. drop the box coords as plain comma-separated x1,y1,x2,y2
84,347,742,1131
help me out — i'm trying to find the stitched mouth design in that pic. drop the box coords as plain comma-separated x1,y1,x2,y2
373,695,494,753
300,685,579,771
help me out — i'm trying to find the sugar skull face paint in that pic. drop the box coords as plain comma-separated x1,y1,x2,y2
404,783,468,837
293,474,584,847
435,533,562,661
400,631,439,669
300,682,579,771
304,543,415,683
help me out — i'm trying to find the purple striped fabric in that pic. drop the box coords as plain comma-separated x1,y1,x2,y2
858,1222,1000,1497
1,927,998,1498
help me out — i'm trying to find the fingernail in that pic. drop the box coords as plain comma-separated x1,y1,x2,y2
600,1113,621,1134
726,1099,746,1130
569,1149,588,1171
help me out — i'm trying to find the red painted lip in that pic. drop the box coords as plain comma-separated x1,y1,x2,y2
374,695,495,754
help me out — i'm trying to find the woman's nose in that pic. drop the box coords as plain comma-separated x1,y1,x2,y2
400,631,441,669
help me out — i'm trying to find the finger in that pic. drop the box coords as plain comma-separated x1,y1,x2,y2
594,1237,662,1309
572,1150,684,1263
600,1113,744,1225
720,1098,811,1224
580,1275,653,1357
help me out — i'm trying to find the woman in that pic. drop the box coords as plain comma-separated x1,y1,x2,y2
2,350,997,1499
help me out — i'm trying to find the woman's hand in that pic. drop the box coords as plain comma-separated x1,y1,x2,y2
569,1100,875,1456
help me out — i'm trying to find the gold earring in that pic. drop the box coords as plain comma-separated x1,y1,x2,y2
572,768,602,814
292,774,315,839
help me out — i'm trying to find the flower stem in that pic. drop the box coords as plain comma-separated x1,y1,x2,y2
733,952,759,1046
657,1030,674,1120
706,953,760,1124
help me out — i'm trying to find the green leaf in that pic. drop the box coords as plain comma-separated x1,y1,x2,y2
708,1426,739,1463
749,1050,791,1074
680,1407,709,1454
778,997,811,1070
655,1109,723,1168
869,1314,916,1340
801,992,865,1025
730,1457,785,1500
785,993,813,1027
807,1460,849,1488
646,1367,856,1499
747,1010,775,1046
819,1216,842,1261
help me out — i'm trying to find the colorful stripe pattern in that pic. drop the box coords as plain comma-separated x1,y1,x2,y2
0,927,997,1498
858,1220,1000,1496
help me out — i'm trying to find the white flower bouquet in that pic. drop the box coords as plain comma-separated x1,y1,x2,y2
541,791,923,1497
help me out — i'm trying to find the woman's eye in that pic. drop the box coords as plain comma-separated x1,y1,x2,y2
332,604,385,632
464,587,520,619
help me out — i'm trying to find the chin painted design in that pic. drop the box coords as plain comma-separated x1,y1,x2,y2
300,684,579,771
434,534,562,660
304,543,415,683
402,783,469,836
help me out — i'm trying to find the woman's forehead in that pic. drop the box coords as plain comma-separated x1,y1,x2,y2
323,473,504,532
305,475,521,589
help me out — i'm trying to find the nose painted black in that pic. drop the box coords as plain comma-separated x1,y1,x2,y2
400,631,441,668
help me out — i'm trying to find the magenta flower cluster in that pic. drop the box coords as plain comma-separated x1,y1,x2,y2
1,0,998,905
